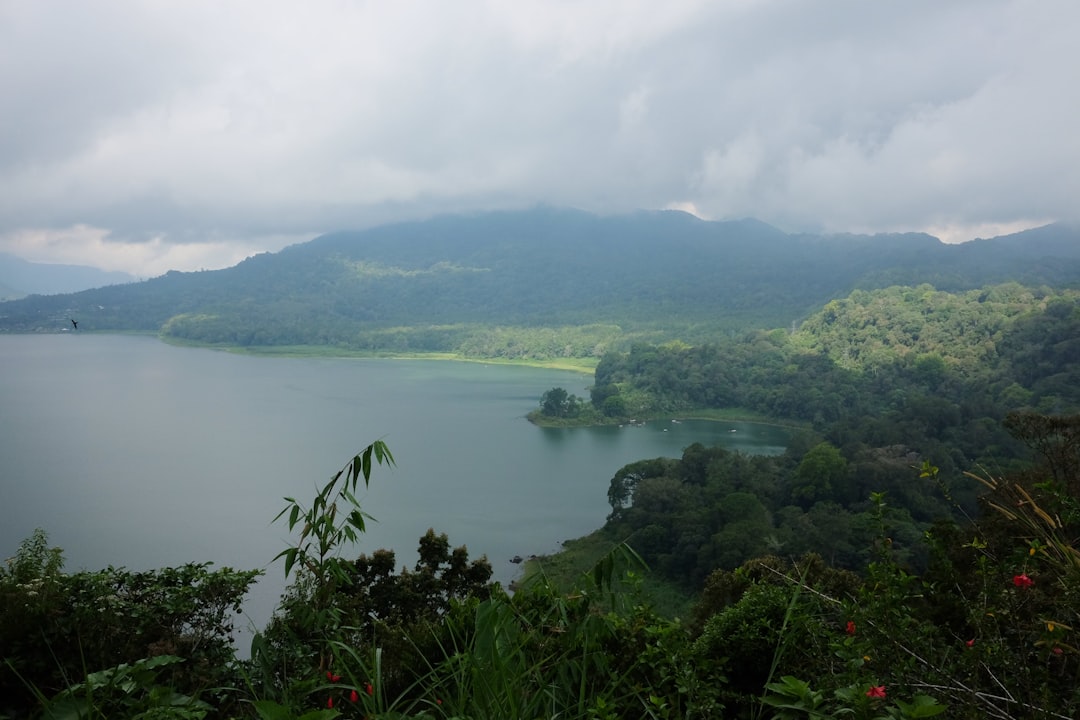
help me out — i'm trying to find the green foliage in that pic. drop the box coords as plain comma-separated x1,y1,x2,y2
539,386,583,418
792,442,850,508
592,284,1080,435
602,441,898,586
762,675,946,719
401,543,724,720
581,283,1080,588
39,655,211,720
267,440,395,675
261,528,497,702
0,531,259,718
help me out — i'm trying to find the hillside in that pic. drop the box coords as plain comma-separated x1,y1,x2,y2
1,208,1078,358
0,253,137,300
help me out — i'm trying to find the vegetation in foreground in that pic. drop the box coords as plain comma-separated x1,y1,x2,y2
3,416,1080,719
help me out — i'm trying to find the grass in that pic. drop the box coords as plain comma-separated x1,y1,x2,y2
159,337,599,373
520,530,696,620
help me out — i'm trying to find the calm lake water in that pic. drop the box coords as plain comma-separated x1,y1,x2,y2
0,334,789,638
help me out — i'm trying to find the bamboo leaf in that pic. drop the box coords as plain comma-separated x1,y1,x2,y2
320,476,337,499
283,548,298,578
347,510,367,533
350,455,362,487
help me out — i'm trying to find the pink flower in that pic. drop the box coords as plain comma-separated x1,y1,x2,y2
1013,573,1034,588
845,621,856,635
966,638,975,648
866,685,887,699
1053,647,1064,656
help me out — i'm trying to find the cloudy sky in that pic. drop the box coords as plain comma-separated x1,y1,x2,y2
1,1,1077,277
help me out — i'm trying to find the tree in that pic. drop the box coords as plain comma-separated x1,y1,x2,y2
791,442,850,508
341,528,494,626
539,387,581,418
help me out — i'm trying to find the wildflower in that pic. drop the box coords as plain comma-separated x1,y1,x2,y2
862,655,871,662
966,639,975,648
366,682,374,696
327,670,342,683
437,698,443,705
866,685,887,699
1013,573,1034,588
846,620,856,635
1053,647,1064,656
1048,622,1056,632
350,689,359,702
327,697,334,709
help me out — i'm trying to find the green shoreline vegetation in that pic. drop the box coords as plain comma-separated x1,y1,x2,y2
527,405,810,429
159,334,599,373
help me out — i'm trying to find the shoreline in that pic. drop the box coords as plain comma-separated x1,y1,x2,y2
529,409,810,431
157,335,599,374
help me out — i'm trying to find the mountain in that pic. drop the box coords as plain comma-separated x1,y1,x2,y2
0,253,137,300
0,208,1078,356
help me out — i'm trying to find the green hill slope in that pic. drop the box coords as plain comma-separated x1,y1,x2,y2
1,208,1078,358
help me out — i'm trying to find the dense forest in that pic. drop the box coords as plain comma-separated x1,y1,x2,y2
2,209,1079,360
5,211,1080,717
532,282,1080,594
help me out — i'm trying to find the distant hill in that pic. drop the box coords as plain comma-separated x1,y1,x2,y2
0,208,1077,357
0,253,137,300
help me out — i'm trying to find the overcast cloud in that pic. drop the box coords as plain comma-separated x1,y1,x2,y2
1,0,1077,276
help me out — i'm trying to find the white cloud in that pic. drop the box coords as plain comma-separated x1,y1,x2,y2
0,226,304,277
1,0,1077,274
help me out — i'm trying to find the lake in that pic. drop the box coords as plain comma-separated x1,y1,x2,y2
0,334,790,638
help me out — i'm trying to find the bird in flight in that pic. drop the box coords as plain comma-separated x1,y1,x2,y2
70,319,78,330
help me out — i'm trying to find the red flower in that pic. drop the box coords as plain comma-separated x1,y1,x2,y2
966,638,975,648
365,682,374,696
1053,647,1064,656
326,671,342,683
436,698,443,705
866,685,886,699
845,621,856,635
327,696,334,708
1013,573,1034,588
350,689,359,702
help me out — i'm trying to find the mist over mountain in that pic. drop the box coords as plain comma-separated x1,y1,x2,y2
0,208,1077,354
0,253,137,300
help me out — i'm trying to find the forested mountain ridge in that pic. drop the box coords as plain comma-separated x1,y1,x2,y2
1,208,1078,358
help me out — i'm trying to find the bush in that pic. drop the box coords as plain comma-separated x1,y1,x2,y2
0,530,259,717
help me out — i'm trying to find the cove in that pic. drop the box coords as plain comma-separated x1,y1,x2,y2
0,334,790,636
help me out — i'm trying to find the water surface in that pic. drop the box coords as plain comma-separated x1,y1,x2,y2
0,334,789,634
